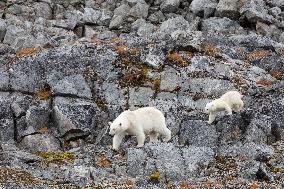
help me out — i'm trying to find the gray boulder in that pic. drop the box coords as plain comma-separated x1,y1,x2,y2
83,8,102,24
215,0,240,19
19,134,61,153
127,148,146,177
182,146,215,176
159,16,189,35
34,2,52,19
240,0,276,24
109,15,124,29
129,2,149,19
3,25,26,46
50,74,92,99
179,120,218,147
129,87,154,107
160,66,183,91
171,30,203,51
0,19,6,42
202,17,246,35
190,0,218,18
52,97,98,139
160,0,180,13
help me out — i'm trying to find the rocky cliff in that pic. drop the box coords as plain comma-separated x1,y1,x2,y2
0,0,284,188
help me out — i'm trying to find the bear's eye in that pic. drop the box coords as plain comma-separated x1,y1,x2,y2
119,123,122,126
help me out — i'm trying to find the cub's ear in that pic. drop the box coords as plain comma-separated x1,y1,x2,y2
108,122,112,126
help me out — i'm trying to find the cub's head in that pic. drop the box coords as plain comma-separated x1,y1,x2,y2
108,114,129,135
204,102,214,113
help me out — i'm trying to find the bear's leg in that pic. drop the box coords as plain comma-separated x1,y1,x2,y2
162,128,171,142
208,112,216,124
136,133,146,148
149,132,159,142
224,104,232,115
236,100,244,112
112,133,125,150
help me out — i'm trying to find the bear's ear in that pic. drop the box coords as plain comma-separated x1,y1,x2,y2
108,122,112,126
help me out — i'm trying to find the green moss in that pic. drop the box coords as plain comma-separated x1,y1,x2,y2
149,171,160,183
37,152,75,163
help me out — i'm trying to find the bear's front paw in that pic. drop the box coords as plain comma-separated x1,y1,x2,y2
136,144,144,148
207,120,213,124
226,112,232,116
112,147,119,151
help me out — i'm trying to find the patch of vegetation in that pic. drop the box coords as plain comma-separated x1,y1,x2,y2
149,171,160,183
35,84,52,100
95,154,111,168
256,79,273,86
245,50,269,61
201,43,220,56
270,71,284,80
0,168,42,185
16,47,40,57
95,97,108,112
178,181,196,189
37,151,75,164
166,51,190,67
37,127,49,134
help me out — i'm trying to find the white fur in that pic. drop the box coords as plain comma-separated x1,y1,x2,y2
109,107,171,150
205,91,244,124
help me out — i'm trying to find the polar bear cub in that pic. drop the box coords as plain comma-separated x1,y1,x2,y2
205,91,244,124
108,107,171,150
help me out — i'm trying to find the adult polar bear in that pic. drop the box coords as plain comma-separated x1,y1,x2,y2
205,91,244,124
109,107,171,150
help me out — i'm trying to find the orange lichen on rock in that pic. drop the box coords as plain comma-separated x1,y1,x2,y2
178,181,196,189
115,45,129,54
95,154,111,168
111,38,125,44
201,43,219,56
270,71,284,80
35,85,52,100
167,51,189,67
256,79,273,86
249,182,259,189
16,47,40,57
37,127,49,134
245,50,269,61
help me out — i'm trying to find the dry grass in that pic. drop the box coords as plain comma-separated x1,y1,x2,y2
37,127,49,134
178,181,196,189
166,51,190,67
95,154,111,168
245,50,269,61
256,79,273,86
16,47,40,57
115,45,129,54
35,85,52,100
201,43,219,56
270,71,284,80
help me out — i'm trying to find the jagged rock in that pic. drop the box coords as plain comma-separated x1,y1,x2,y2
129,2,149,19
3,25,26,46
215,0,240,19
137,23,157,37
217,142,274,159
257,163,274,181
182,146,215,175
98,10,113,26
113,4,131,16
142,43,166,68
240,0,276,24
19,134,61,153
179,120,218,147
0,19,6,42
269,7,282,18
160,66,184,91
190,0,218,18
34,2,52,19
129,87,154,106
145,143,186,181
83,8,102,24
189,78,235,96
160,0,180,13
256,22,282,42
171,30,203,51
109,15,124,29
148,11,166,24
52,97,98,139
65,10,84,30
202,17,246,35
127,148,146,177
50,74,92,99
268,0,284,9
159,16,189,35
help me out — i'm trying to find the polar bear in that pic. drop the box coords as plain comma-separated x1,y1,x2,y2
204,91,244,124
108,107,171,150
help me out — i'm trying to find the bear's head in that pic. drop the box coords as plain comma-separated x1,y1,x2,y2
108,113,129,135
204,102,214,113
